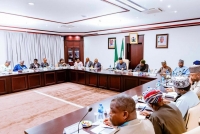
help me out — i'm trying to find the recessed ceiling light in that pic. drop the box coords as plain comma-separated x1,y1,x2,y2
28,3,34,6
168,5,171,8
174,10,177,13
160,0,163,1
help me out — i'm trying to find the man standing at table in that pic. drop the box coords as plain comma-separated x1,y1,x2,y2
134,59,149,72
93,58,101,69
140,89,186,134
0,60,11,72
189,65,200,99
84,57,93,68
157,60,172,75
172,59,190,76
104,95,155,134
41,58,49,68
116,57,127,70
13,60,27,71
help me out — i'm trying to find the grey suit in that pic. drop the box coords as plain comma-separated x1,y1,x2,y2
84,61,93,67
116,62,127,70
29,63,40,69
41,62,49,68
93,62,101,69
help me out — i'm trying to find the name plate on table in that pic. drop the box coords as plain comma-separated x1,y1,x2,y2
149,73,157,77
63,122,89,134
133,72,139,76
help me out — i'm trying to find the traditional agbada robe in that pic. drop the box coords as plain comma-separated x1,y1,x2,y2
110,119,155,134
172,66,190,76
157,66,172,74
150,103,186,134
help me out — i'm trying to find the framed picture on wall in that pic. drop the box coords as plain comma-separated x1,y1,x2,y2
156,34,168,48
108,37,116,49
129,33,138,44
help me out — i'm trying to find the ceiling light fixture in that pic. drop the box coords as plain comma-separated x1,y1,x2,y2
174,10,177,13
168,5,171,8
28,3,34,6
116,0,145,12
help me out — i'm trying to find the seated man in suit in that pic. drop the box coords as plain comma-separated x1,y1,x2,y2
157,60,172,75
93,58,101,69
134,59,149,72
29,59,40,69
41,58,49,68
116,57,127,70
84,57,93,68
57,58,66,67
0,60,11,72
103,95,155,134
13,60,27,71
164,76,199,119
140,89,186,134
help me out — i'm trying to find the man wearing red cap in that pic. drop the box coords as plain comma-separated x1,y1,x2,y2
140,89,186,134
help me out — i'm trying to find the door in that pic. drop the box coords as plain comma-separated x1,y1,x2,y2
125,35,144,69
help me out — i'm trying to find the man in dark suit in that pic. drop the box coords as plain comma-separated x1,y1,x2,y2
93,58,101,69
30,59,40,69
84,57,93,68
41,58,49,68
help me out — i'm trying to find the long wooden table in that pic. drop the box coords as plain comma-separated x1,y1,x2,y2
22,69,160,134
0,69,157,94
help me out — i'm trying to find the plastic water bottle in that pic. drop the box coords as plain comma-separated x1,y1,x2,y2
147,86,151,91
109,65,111,69
98,104,104,121
156,81,161,90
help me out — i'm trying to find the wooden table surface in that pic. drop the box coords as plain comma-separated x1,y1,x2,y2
24,74,161,134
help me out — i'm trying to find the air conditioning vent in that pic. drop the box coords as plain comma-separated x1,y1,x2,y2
143,8,162,14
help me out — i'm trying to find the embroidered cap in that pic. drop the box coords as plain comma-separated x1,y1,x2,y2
189,65,200,73
171,76,190,88
143,89,163,104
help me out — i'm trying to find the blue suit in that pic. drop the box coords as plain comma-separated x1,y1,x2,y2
13,64,27,71
172,66,190,76
116,62,127,70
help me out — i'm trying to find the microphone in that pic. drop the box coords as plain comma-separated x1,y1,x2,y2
78,107,93,133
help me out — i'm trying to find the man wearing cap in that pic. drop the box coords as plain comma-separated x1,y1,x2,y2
189,65,200,99
134,59,149,72
193,60,200,65
103,95,155,134
0,60,11,72
140,89,186,134
13,60,28,71
116,57,127,70
172,59,190,76
164,76,199,118
157,60,172,75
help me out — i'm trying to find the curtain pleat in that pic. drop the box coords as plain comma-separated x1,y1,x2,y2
5,31,64,68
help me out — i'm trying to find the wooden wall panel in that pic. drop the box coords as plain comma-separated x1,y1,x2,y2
86,73,97,86
77,72,85,84
0,78,7,94
98,75,107,89
12,75,27,92
70,70,77,82
28,73,42,89
123,77,139,91
44,72,56,86
56,70,66,83
108,76,121,92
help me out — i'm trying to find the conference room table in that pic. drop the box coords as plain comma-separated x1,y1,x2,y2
0,68,158,94
23,68,161,134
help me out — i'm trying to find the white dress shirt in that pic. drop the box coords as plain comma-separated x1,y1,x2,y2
0,64,11,72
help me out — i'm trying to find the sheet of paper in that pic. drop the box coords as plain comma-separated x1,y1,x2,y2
91,125,114,134
136,111,146,119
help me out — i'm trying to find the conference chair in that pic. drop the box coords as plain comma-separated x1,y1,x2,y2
185,103,200,131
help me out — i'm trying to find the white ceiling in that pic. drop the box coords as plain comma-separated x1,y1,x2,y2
0,0,200,35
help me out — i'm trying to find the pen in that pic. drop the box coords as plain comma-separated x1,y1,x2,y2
140,106,146,112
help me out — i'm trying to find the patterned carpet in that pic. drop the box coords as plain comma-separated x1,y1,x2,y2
0,83,118,134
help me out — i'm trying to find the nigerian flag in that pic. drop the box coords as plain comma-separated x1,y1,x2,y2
120,39,124,58
114,39,118,66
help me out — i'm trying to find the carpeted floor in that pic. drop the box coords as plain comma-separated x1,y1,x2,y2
0,83,118,134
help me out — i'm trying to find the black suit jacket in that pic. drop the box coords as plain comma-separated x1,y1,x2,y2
29,63,40,69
